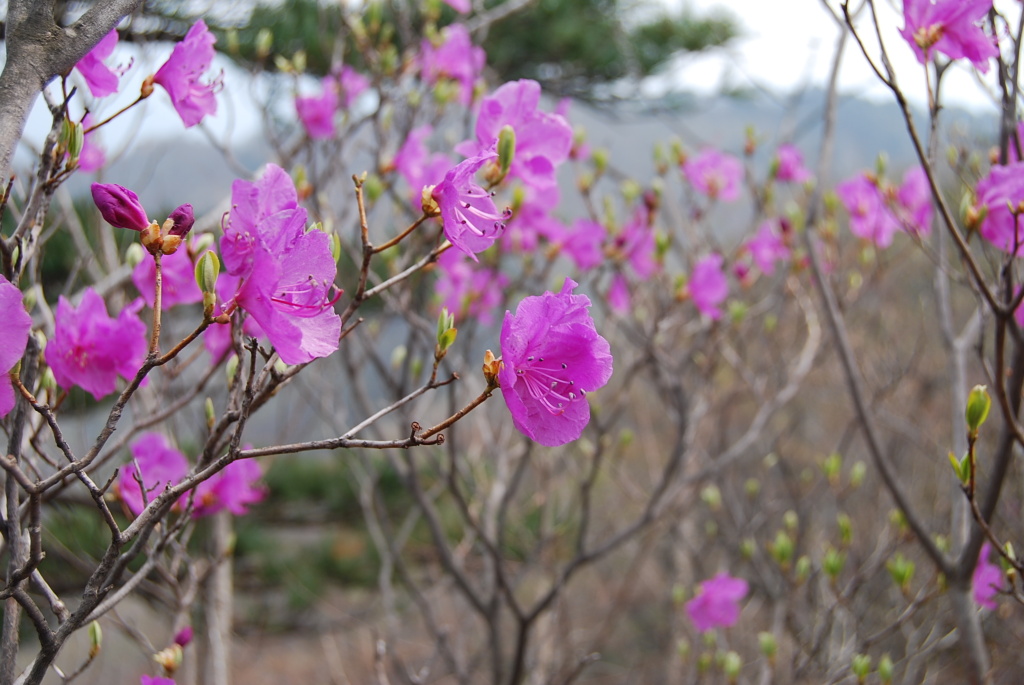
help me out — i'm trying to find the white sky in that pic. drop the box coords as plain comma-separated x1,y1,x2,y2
666,0,1022,113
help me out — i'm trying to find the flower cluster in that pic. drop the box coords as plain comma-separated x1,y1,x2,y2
295,66,370,139
836,166,933,247
419,24,486,106
219,164,341,364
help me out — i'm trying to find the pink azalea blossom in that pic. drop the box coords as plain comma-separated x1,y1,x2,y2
498,279,613,446
836,174,901,248
607,273,631,313
685,572,749,632
746,219,791,275
900,0,998,73
443,0,470,12
75,30,126,98
896,166,933,236
774,144,811,184
432,148,512,259
296,77,339,139
337,65,370,107
0,276,32,418
193,459,266,517
553,218,605,271
690,254,729,320
502,186,563,253
973,542,1004,610
457,79,573,190
153,19,221,128
77,114,107,172
434,249,508,326
611,209,657,280
220,164,341,364
48,289,147,400
140,677,176,685
394,125,451,205
118,433,189,516
132,246,202,309
976,161,1024,254
684,149,743,201
419,24,485,106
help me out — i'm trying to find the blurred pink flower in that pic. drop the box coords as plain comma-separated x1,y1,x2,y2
77,114,107,172
836,174,900,248
119,433,188,516
48,289,147,400
685,572,748,632
194,459,266,517
611,209,657,280
296,77,339,139
900,0,997,73
684,149,743,201
394,125,451,205
607,273,631,314
973,542,1004,610
419,24,485,106
337,65,369,107
690,254,729,320
435,249,508,326
896,166,933,236
976,161,1024,254
746,219,791,275
153,19,221,128
75,30,126,98
774,143,811,184
498,279,613,446
140,677,176,685
132,246,202,309
443,0,470,11
0,276,31,418
554,218,605,272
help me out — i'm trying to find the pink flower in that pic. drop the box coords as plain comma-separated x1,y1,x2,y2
419,24,485,106
132,246,202,309
746,219,791,275
498,279,613,446
220,164,341,364
611,209,657,280
91,183,150,231
153,19,221,128
295,77,339,139
895,166,933,236
973,542,1004,610
836,174,900,248
140,677,176,685
337,65,370,107
900,0,998,73
435,249,508,326
774,144,811,184
0,276,32,418
690,254,729,320
48,289,147,400
501,185,563,253
684,149,743,201
432,148,512,259
118,433,189,516
75,30,126,98
77,114,107,172
554,218,605,271
457,79,573,190
394,125,451,205
976,161,1024,254
685,572,749,632
194,459,266,517
443,0,470,11
607,273,631,313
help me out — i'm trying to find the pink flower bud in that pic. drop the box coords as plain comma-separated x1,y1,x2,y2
91,183,149,231
173,625,194,647
167,203,195,237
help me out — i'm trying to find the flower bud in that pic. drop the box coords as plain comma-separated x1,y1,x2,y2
435,307,457,357
837,512,852,546
125,243,146,269
153,644,183,674
421,185,441,217
255,28,274,60
88,621,102,658
174,625,194,648
783,509,799,531
823,545,846,580
497,125,516,182
482,349,501,386
722,651,741,682
195,251,220,296
878,653,894,684
794,555,811,584
700,483,721,511
758,632,777,660
141,75,155,98
91,183,150,231
849,461,866,488
851,653,871,683
167,204,195,237
886,553,915,592
965,384,991,434
770,530,794,568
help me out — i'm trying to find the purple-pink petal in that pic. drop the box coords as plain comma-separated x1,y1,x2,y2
684,149,743,201
900,0,997,73
690,254,729,320
432,149,510,259
132,247,202,309
118,433,189,516
973,542,1004,610
976,161,1024,254
75,30,123,98
836,174,900,248
296,77,339,139
0,276,32,418
91,183,150,231
419,24,485,106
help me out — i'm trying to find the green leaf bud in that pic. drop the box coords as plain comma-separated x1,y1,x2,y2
851,653,872,683
878,653,894,684
965,384,991,434
497,125,516,181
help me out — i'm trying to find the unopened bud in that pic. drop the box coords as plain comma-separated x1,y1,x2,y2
125,243,146,269
851,653,871,683
794,555,811,584
700,483,722,511
204,398,215,430
722,651,741,682
965,384,991,434
482,349,501,386
823,545,846,579
88,621,102,658
141,75,155,98
195,251,220,300
153,644,183,674
878,653,894,684
497,125,516,181
758,632,777,660
167,204,195,237
849,461,866,488
255,28,273,60
422,186,441,217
